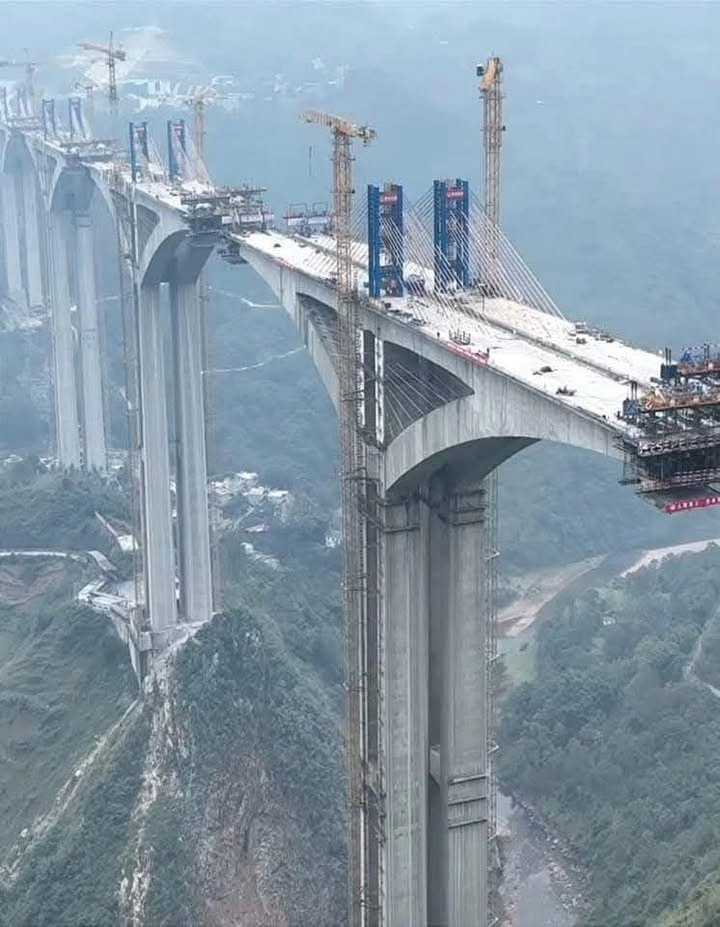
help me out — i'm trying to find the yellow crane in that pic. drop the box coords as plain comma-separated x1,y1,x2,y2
300,108,376,927
478,56,504,276
77,33,126,139
477,56,505,920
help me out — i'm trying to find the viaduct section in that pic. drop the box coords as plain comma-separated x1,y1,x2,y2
233,232,636,926
0,91,703,927
0,117,215,680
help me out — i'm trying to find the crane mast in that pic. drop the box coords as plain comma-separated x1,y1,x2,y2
77,33,126,146
480,56,503,290
301,108,377,927
478,55,504,923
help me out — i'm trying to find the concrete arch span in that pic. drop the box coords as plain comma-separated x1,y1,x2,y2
237,242,619,487
1,130,38,175
49,163,121,235
47,164,124,472
237,238,630,926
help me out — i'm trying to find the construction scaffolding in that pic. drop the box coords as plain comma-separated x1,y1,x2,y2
284,201,332,236
618,347,720,512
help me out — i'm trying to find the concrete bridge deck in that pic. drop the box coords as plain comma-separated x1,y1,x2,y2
0,97,697,927
236,229,661,442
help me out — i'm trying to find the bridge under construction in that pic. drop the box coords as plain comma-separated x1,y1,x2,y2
0,41,716,927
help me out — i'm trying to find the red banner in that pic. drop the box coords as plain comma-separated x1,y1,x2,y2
664,495,720,514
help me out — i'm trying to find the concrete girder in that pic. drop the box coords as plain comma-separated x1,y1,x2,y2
48,161,117,228
137,213,195,288
238,248,340,410
237,245,629,927
237,242,621,487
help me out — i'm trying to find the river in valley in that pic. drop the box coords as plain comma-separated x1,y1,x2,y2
493,541,720,925
498,791,578,927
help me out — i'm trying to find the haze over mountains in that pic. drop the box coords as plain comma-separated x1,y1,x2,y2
2,2,720,925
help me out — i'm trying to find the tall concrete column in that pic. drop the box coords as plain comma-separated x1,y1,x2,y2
170,277,212,624
138,282,177,640
443,479,489,927
428,479,450,925
74,211,106,471
384,493,429,927
20,169,43,309
1,172,24,306
49,209,81,468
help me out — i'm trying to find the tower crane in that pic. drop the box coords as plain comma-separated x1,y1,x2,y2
77,33,126,141
477,54,505,926
187,88,214,163
477,56,504,286
0,54,38,116
300,108,376,927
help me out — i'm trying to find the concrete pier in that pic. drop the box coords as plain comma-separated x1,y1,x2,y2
428,479,450,926
384,494,430,926
170,277,212,623
74,211,106,471
20,168,43,309
2,172,25,307
137,282,177,640
444,481,488,926
385,477,489,927
49,209,81,468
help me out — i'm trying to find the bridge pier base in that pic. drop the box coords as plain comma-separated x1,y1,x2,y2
137,282,177,643
171,277,212,623
75,211,107,471
49,208,82,468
